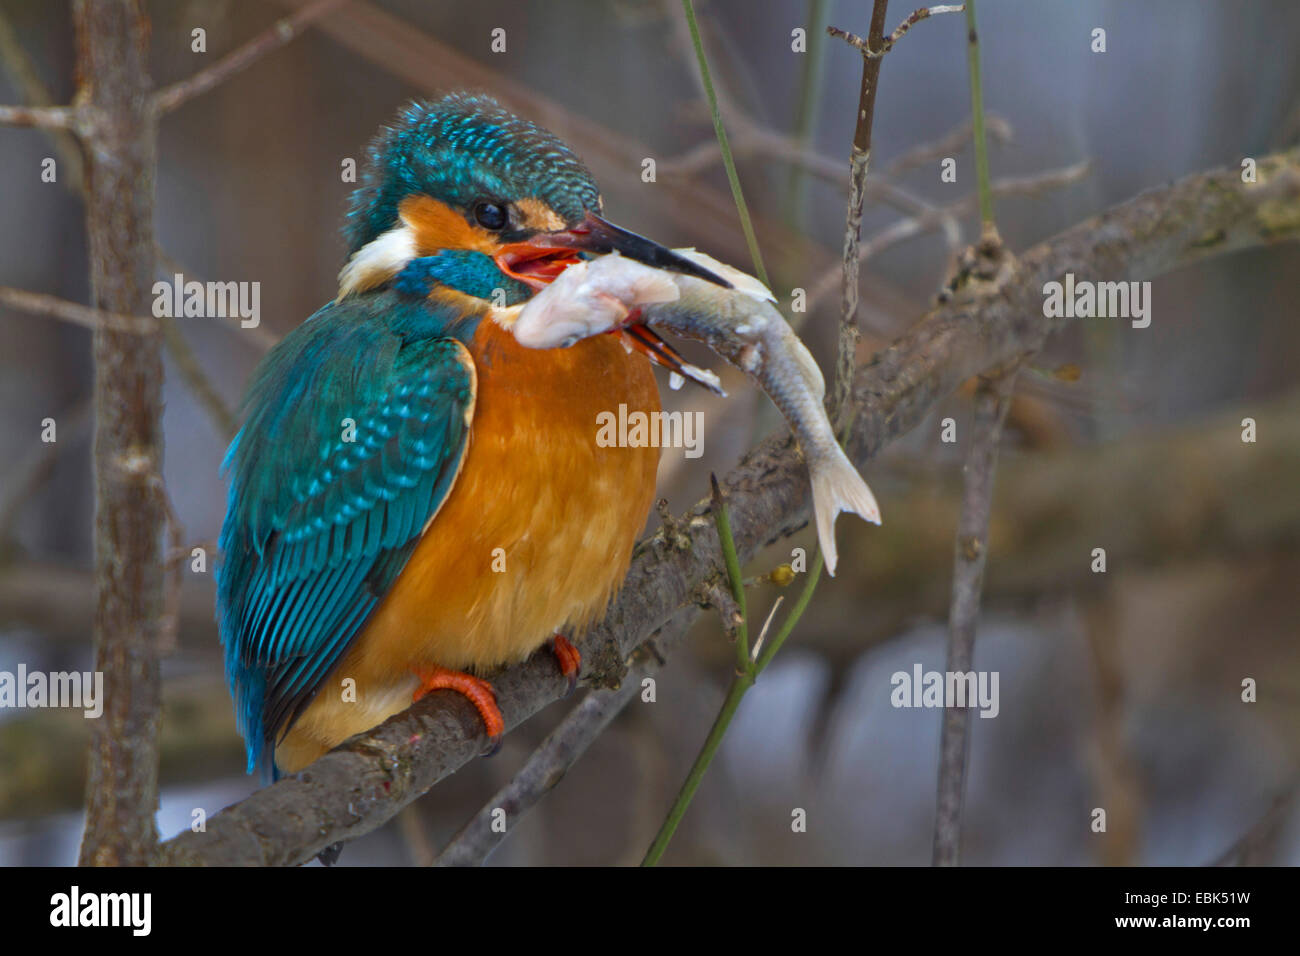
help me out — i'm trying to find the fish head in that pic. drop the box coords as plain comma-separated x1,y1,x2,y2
512,253,726,395
512,253,679,348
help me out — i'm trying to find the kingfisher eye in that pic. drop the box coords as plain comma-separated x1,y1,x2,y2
474,201,508,231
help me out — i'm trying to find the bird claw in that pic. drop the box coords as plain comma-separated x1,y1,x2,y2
550,634,581,697
412,665,504,742
316,842,344,866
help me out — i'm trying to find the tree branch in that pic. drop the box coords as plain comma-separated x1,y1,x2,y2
829,0,891,431
74,0,164,868
0,103,81,130
155,245,280,352
153,150,1300,866
151,0,347,115
159,313,238,438
882,114,1012,179
804,160,1092,315
1210,778,1300,866
932,369,1017,866
828,4,965,59
0,400,92,547
0,285,157,334
0,6,85,188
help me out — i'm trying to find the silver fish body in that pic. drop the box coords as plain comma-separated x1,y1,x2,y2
513,250,881,574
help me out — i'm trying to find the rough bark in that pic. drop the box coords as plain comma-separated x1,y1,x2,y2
74,0,164,867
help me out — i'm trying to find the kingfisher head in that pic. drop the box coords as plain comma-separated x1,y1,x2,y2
338,92,726,313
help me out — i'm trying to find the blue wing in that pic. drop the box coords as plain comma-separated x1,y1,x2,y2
216,292,479,778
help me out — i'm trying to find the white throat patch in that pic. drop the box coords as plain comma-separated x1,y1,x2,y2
336,223,417,301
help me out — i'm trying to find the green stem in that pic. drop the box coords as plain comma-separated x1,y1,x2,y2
713,481,751,673
783,0,830,229
964,0,995,231
680,0,770,287
641,669,753,866
641,542,826,866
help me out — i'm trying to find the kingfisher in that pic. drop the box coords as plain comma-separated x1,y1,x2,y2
217,92,727,779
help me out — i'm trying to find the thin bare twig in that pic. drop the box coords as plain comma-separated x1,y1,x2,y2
0,285,157,334
659,0,951,307
883,114,1012,179
0,6,85,189
805,160,1091,314
932,369,1018,866
663,123,965,258
159,312,238,438
699,578,745,646
932,8,1016,847
151,0,348,115
155,245,279,351
667,112,1012,185
1081,595,1142,865
152,477,186,657
435,685,638,866
663,0,886,285
829,4,965,59
164,538,216,567
0,399,92,546
828,1,891,434
0,103,81,130
1210,778,1300,866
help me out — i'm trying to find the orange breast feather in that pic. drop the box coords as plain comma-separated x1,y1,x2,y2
277,318,659,769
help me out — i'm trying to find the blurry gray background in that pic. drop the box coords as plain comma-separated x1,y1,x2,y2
1,0,1298,865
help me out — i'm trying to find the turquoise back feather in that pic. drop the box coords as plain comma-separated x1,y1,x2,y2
216,290,482,779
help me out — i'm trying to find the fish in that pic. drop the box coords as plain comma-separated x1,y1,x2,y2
512,249,881,575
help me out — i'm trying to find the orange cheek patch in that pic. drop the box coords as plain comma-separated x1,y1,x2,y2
399,194,499,256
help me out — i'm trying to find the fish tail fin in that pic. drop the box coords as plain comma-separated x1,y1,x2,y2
811,445,882,577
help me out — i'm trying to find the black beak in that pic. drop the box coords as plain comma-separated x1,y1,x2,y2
497,212,733,289
561,214,733,287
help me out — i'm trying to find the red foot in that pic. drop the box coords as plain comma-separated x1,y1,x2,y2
550,634,581,696
412,665,504,742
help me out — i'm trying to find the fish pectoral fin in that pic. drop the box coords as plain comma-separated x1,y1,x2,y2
620,326,725,395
